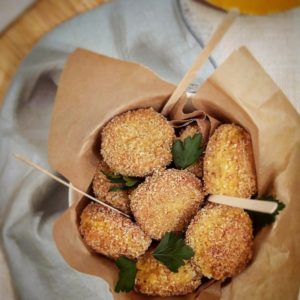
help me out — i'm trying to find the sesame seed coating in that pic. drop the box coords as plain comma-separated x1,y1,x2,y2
130,169,204,240
79,203,151,260
92,159,131,214
186,203,253,280
204,124,257,198
135,250,202,296
179,124,203,177
101,108,175,177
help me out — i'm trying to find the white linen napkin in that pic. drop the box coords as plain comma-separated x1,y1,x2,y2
0,0,35,32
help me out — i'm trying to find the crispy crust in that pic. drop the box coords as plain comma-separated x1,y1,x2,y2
135,251,202,296
92,159,131,214
204,124,257,198
130,169,204,240
179,124,199,140
179,124,203,177
101,108,175,177
79,203,151,260
186,203,253,280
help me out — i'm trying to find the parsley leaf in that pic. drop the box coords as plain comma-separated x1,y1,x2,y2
247,195,285,229
115,256,137,293
153,232,194,272
102,171,124,184
109,186,131,192
102,172,142,192
123,176,140,187
172,133,203,169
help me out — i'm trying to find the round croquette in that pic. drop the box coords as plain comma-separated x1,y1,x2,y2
185,203,253,280
101,108,175,177
135,251,202,296
92,159,131,214
179,124,203,177
79,203,151,260
130,169,204,240
204,124,257,198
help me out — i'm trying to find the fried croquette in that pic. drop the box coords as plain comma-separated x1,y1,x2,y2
101,108,175,177
186,203,253,280
204,124,257,198
92,159,131,214
179,124,203,177
130,169,204,240
135,251,202,296
79,203,151,260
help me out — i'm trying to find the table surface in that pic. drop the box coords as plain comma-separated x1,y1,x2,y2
0,0,108,106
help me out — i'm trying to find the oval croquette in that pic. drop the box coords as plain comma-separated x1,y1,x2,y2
204,124,257,198
79,203,151,260
92,159,131,214
135,251,202,296
185,203,253,280
101,108,175,177
130,169,204,240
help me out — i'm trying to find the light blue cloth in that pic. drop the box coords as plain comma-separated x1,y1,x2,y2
0,1,214,299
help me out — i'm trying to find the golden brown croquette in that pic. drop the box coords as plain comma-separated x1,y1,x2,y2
185,203,253,280
79,203,151,260
130,169,204,240
204,124,257,198
101,108,175,177
92,159,131,214
179,124,203,177
179,124,199,140
135,250,202,296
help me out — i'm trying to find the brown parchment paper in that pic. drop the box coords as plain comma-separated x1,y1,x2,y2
49,48,300,300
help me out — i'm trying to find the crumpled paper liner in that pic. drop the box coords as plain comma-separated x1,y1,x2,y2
49,48,300,300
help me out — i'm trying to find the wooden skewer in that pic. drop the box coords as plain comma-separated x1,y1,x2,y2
161,9,239,116
208,195,278,214
14,154,130,218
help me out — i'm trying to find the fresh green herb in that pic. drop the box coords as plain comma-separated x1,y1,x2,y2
102,172,142,192
123,176,140,187
115,256,137,293
172,133,203,169
102,171,125,184
152,232,194,272
109,186,131,192
247,195,285,229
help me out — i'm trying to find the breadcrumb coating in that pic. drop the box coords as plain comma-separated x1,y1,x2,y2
130,169,204,240
179,124,199,140
79,203,151,260
204,124,257,198
186,203,253,280
135,251,202,296
179,124,203,177
101,108,175,177
92,159,131,214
